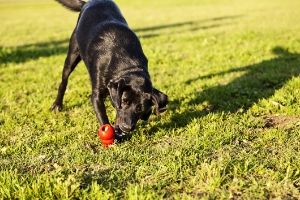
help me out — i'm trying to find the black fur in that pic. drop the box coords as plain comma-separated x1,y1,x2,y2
55,0,85,11
51,0,168,138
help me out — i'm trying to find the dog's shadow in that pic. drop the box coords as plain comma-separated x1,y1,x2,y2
147,46,300,132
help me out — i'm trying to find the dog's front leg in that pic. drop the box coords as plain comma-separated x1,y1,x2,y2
91,92,109,125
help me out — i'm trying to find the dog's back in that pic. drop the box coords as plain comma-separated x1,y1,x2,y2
76,1,126,57
76,0,147,85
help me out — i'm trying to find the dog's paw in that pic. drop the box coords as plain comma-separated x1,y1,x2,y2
50,102,63,112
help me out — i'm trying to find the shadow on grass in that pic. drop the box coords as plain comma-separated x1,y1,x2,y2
0,15,241,65
0,39,69,65
135,15,240,32
150,46,300,132
136,15,242,39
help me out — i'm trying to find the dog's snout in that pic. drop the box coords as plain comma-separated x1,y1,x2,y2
120,123,131,133
120,123,135,133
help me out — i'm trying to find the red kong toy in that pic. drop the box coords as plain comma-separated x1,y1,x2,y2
98,124,115,147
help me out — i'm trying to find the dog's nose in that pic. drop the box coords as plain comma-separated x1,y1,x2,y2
120,123,133,133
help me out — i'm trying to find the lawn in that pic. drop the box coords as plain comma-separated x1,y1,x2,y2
1,0,300,199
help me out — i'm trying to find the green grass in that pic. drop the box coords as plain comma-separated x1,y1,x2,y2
1,0,300,199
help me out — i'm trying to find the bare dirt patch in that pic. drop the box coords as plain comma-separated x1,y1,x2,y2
264,115,300,129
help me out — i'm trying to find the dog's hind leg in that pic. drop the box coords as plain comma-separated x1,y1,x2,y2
51,30,81,111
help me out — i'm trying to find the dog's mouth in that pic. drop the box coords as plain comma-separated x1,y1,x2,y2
114,117,135,141
114,125,131,142
119,127,130,134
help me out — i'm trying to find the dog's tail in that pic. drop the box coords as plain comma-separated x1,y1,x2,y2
55,0,86,12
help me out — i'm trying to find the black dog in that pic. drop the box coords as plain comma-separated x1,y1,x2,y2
51,0,168,139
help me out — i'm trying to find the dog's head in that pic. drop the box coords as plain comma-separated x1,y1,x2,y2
107,77,168,134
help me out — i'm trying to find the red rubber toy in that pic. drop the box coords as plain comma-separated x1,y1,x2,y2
98,124,115,147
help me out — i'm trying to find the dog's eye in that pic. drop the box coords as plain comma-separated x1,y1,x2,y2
136,104,142,112
122,98,129,105
122,96,130,106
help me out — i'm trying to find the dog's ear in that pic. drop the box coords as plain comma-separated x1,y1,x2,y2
107,78,126,109
152,88,168,115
